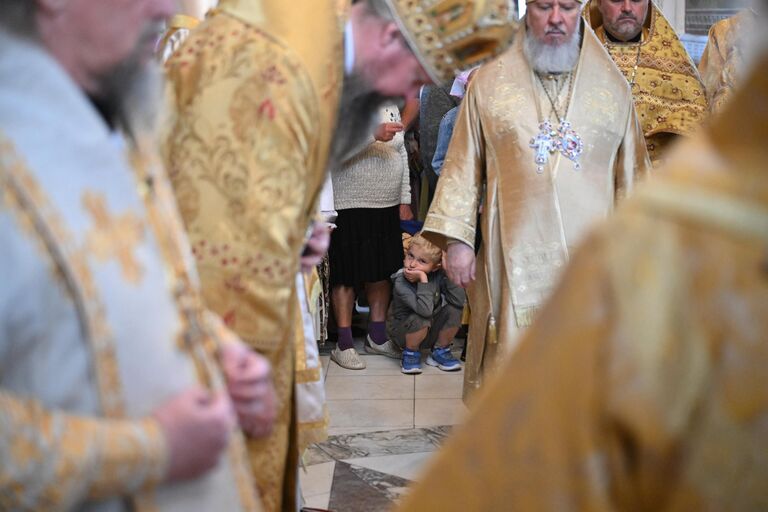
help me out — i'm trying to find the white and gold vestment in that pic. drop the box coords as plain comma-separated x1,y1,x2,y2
423,23,650,399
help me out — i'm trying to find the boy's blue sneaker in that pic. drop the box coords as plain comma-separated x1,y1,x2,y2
401,349,422,375
426,346,461,371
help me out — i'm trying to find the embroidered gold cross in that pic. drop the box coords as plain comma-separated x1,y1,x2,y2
82,192,145,284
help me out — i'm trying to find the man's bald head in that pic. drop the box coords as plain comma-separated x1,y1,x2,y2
597,0,650,42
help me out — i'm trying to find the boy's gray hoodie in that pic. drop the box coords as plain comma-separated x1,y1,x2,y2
389,268,466,320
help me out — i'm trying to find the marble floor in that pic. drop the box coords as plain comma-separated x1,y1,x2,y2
300,338,467,511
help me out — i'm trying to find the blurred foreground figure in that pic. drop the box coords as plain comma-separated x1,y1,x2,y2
0,0,277,510
399,35,768,512
699,5,762,113
163,1,515,509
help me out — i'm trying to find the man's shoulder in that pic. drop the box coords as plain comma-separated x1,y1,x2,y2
167,12,308,83
580,26,634,102
165,11,315,112
709,10,749,39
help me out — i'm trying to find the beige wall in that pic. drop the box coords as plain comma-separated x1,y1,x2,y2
656,0,687,32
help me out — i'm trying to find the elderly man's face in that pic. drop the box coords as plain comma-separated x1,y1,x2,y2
526,0,582,46
49,0,175,92
598,0,649,41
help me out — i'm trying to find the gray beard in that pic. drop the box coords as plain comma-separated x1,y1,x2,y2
94,23,164,141
329,72,400,168
523,22,582,74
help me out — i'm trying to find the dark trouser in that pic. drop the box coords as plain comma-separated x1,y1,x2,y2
387,303,463,350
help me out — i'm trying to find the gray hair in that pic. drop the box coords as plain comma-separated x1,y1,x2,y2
0,0,37,36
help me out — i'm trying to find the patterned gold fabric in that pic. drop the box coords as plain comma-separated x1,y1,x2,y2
422,24,650,400
0,393,167,510
586,1,708,165
164,3,345,510
698,10,756,114
398,52,768,511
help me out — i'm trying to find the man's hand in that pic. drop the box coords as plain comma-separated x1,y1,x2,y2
153,387,235,483
399,204,414,221
445,242,476,288
374,122,404,142
220,343,277,439
404,268,428,284
300,222,332,273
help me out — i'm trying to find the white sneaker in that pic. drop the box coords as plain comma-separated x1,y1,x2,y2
330,347,366,370
364,335,401,359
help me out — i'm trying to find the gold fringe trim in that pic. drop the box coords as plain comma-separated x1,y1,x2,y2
297,409,330,455
514,306,539,328
295,367,322,384
486,315,497,345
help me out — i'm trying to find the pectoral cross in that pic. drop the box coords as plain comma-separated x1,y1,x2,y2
529,121,558,173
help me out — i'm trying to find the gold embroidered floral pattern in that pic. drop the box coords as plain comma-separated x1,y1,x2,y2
165,7,345,510
165,13,321,351
82,191,146,284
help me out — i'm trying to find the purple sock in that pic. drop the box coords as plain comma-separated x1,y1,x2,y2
368,321,387,345
337,327,355,351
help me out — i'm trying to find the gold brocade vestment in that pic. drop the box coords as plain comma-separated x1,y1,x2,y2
422,23,650,400
164,1,346,510
586,1,708,165
398,51,768,511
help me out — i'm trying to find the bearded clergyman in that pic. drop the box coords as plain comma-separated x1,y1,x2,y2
585,0,708,165
422,0,651,400
0,0,279,510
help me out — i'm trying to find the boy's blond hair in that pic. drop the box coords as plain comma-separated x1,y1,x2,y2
407,233,443,264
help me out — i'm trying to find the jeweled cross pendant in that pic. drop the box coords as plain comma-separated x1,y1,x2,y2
529,120,558,173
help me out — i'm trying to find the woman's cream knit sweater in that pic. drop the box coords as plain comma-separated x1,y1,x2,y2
331,104,411,210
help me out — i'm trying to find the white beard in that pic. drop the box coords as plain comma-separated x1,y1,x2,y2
523,22,583,74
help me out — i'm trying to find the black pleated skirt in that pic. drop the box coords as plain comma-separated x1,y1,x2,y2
329,206,403,287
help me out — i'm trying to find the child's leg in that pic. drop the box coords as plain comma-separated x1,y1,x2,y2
435,324,460,349
433,304,464,348
405,326,429,351
424,304,462,370
401,319,429,375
